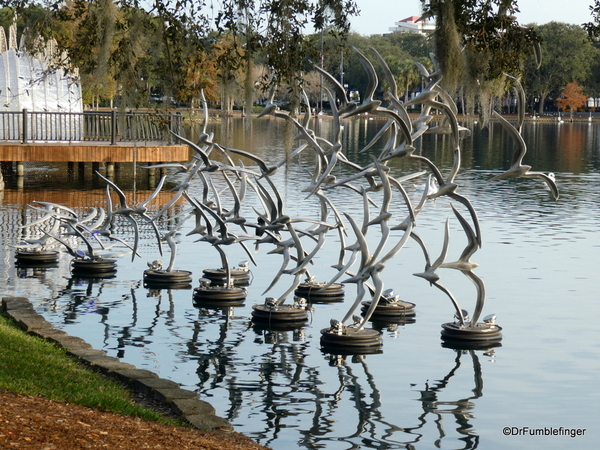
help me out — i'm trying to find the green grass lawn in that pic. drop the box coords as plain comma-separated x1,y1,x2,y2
0,313,184,425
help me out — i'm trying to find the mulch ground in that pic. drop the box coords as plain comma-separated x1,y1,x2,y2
0,391,271,449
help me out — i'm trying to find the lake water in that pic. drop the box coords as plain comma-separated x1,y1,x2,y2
1,116,599,449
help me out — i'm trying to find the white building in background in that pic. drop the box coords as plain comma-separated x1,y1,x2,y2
587,97,600,110
389,16,435,35
0,23,82,141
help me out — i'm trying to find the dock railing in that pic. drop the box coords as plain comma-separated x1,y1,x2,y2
0,109,184,144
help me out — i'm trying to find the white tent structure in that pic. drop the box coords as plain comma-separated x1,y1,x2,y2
0,24,83,141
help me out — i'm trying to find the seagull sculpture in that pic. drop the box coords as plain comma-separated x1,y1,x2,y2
413,218,468,326
440,204,486,327
490,111,559,200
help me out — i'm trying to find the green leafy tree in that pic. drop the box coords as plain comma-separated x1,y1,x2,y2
315,31,432,109
213,0,358,116
368,33,433,102
319,32,365,91
524,22,599,115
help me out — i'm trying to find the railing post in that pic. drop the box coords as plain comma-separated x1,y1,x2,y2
176,112,182,135
167,112,182,144
110,110,117,145
21,108,28,144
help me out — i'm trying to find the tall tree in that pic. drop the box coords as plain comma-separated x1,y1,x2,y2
524,22,599,115
422,2,534,81
214,0,358,115
420,0,540,123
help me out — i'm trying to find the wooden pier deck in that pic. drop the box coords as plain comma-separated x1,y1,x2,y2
0,142,189,164
0,141,190,178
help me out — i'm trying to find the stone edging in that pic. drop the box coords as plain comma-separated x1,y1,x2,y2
1,296,232,432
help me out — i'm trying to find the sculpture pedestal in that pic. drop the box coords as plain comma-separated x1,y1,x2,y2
71,258,117,279
15,249,59,267
251,304,309,324
143,269,193,289
360,299,416,320
202,268,251,286
294,282,345,303
440,322,503,349
192,285,247,307
320,326,383,354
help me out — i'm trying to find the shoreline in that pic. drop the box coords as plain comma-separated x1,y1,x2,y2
1,295,234,432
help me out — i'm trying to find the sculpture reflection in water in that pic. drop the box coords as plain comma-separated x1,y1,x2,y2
185,304,313,440
37,267,495,449
408,346,494,449
299,345,492,449
15,47,561,351
48,276,185,360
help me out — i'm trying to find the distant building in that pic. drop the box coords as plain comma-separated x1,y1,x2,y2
0,24,82,113
0,23,82,140
389,16,435,35
587,97,600,110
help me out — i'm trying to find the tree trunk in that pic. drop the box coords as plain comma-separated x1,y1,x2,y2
289,81,300,118
244,54,254,118
537,93,548,116
221,78,235,116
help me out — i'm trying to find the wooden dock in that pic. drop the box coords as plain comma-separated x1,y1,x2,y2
0,142,189,177
0,142,188,163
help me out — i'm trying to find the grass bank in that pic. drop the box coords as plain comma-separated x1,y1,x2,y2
0,313,183,426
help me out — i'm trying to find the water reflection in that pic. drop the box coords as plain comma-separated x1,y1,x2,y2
410,348,492,449
287,345,494,450
1,118,600,449
28,261,494,449
56,277,136,322
308,353,387,450
187,304,249,397
16,263,58,278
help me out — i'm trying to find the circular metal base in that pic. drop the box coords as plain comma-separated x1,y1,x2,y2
440,322,503,343
251,304,309,323
70,258,117,278
192,285,247,307
15,250,59,267
320,327,383,354
202,268,251,286
143,269,193,288
360,300,416,319
294,282,345,303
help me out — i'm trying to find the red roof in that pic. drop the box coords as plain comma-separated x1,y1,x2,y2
400,16,423,23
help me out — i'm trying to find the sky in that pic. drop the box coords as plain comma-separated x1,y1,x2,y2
350,0,596,36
